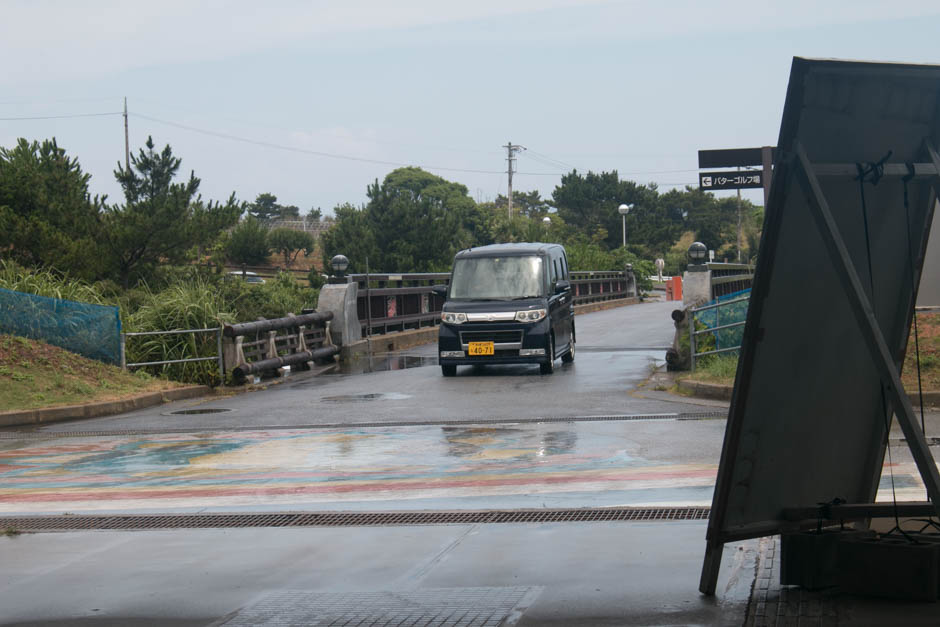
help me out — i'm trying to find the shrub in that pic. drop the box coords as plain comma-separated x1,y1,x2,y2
225,216,270,265
269,228,314,268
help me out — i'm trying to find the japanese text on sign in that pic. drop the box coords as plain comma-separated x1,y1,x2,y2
698,170,763,190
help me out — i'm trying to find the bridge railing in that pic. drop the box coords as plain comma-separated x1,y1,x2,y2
222,312,338,383
689,294,750,371
344,268,637,336
348,273,449,336
570,270,633,305
707,263,754,300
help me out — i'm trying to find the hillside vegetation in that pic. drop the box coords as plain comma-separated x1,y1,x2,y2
0,334,180,412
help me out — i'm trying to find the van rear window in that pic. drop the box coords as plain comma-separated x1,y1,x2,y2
449,256,545,300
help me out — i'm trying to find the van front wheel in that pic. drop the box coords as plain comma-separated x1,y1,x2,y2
562,338,575,363
441,365,456,377
540,337,555,375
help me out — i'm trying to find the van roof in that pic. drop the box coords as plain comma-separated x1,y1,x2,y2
454,242,564,259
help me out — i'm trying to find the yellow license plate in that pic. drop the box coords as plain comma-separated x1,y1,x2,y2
468,341,494,356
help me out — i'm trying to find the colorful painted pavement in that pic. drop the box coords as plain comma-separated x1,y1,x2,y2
0,423,723,513
0,424,927,514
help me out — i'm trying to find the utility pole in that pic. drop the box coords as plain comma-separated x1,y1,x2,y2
123,97,130,171
503,142,525,221
736,166,742,263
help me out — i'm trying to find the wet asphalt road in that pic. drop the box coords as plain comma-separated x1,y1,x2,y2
0,300,741,515
37,300,706,433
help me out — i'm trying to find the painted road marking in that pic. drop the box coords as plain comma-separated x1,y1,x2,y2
0,424,718,513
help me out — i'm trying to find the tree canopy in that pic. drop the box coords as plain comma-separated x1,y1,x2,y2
322,167,486,272
247,192,301,221
101,136,243,288
269,227,314,267
0,138,106,280
225,216,271,266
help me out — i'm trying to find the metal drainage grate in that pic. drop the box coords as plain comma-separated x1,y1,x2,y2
0,507,710,532
167,408,233,415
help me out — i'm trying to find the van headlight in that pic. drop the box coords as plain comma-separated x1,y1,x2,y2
514,309,547,322
442,312,468,325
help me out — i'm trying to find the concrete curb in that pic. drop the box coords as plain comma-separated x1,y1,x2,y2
0,386,212,428
677,379,940,407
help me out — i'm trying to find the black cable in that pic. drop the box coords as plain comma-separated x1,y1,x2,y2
0,111,122,121
855,159,910,542
902,163,927,437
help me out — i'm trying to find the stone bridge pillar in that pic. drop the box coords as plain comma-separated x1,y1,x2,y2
317,283,361,346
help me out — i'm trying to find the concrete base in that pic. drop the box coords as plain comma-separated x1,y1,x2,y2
838,536,939,601
781,529,873,590
317,283,361,346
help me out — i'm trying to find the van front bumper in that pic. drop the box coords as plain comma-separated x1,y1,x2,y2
438,319,551,366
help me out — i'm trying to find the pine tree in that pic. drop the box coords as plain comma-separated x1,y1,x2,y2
101,137,242,288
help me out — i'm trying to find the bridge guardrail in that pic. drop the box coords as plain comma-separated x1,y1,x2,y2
706,263,754,300
344,269,637,337
689,294,749,371
222,312,338,383
570,270,633,305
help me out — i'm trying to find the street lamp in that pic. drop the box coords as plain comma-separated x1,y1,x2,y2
618,204,632,248
542,216,551,238
330,254,349,283
687,242,708,265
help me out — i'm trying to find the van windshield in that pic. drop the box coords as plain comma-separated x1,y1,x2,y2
449,256,545,300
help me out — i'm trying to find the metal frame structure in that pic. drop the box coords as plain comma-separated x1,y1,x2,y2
700,58,940,595
688,295,749,371
121,328,224,377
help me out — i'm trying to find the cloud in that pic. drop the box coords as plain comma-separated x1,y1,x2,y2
4,0,939,86
0,0,595,84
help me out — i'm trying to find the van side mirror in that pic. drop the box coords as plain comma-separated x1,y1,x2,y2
431,284,448,300
554,279,571,295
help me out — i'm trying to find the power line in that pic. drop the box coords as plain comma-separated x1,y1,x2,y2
0,96,122,106
0,106,702,187
132,111,519,176
130,96,505,157
0,111,122,121
524,148,579,171
132,111,569,177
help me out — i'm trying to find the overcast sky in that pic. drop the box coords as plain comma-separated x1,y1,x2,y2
2,1,939,214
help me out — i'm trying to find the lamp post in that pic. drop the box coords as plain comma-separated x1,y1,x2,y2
618,204,632,248
542,216,551,239
687,242,708,266
329,254,349,284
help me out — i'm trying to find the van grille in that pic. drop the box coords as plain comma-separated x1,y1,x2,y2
460,330,524,345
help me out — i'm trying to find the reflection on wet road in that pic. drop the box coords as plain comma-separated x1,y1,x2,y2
0,422,722,514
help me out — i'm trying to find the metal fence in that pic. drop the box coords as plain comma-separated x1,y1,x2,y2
122,328,223,374
707,263,754,300
570,270,633,304
689,293,750,371
0,287,122,365
348,273,448,336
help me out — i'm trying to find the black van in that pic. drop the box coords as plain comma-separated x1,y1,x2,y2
436,242,575,376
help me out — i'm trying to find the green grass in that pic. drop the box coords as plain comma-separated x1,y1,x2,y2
681,313,940,391
0,335,180,412
685,354,740,384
